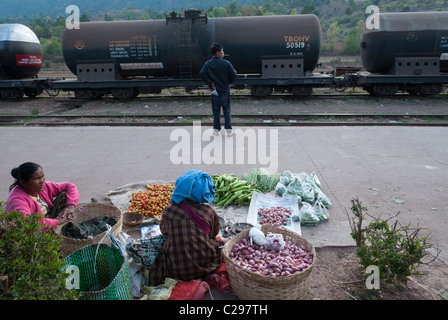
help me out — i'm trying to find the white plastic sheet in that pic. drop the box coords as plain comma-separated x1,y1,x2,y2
246,191,301,235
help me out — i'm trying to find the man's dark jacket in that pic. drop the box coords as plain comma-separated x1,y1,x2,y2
199,56,237,91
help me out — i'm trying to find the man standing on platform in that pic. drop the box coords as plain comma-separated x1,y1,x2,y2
200,43,238,136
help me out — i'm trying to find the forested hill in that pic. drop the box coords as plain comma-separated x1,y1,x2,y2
2,0,446,21
0,0,261,18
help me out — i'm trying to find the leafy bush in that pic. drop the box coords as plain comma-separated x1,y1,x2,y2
0,202,78,300
346,197,438,285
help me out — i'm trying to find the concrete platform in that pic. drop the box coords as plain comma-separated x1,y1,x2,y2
0,125,446,264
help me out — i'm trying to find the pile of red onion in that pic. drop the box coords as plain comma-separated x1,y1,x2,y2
258,206,292,226
228,237,313,277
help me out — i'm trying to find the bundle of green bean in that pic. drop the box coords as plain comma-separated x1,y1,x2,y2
212,174,262,208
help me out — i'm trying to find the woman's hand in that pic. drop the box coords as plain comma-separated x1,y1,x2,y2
56,204,76,225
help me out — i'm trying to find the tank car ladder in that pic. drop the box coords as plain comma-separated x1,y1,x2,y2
179,20,193,79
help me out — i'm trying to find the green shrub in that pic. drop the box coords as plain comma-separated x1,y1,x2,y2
0,202,78,300
346,197,438,285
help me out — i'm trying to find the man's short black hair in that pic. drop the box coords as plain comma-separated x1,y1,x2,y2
211,43,223,55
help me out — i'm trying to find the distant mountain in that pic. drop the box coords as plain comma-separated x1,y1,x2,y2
0,0,260,18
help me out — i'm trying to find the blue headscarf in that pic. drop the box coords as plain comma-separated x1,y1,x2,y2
170,170,216,204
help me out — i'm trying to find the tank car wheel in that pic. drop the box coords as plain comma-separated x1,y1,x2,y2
291,86,312,96
364,86,375,95
74,89,104,99
250,86,272,97
372,85,399,96
0,88,24,100
406,88,419,96
24,88,40,99
111,88,137,99
420,85,443,96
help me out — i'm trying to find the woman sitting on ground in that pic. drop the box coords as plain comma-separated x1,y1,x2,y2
147,169,224,286
6,162,79,229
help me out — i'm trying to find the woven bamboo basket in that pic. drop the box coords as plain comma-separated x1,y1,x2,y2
122,211,144,227
54,203,123,258
222,225,316,300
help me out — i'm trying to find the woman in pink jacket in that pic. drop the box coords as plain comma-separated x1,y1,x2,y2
6,162,79,229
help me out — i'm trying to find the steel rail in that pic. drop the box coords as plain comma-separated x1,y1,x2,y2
1,113,447,127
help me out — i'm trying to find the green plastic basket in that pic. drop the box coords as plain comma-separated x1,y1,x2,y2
63,242,133,300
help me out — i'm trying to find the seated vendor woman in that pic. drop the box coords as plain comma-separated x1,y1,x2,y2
148,170,224,286
6,162,79,230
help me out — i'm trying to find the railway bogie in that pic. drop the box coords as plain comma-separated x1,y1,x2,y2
0,79,47,99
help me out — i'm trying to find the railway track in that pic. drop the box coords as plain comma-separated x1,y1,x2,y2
36,91,448,102
1,113,447,127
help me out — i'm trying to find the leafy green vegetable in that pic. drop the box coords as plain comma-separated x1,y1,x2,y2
240,168,280,193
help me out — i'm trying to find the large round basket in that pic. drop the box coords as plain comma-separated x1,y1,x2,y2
222,225,316,300
54,203,123,258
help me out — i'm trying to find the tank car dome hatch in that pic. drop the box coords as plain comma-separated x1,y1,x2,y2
361,11,448,74
0,24,43,80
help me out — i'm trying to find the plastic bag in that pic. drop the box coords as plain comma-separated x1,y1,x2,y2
274,182,287,196
313,201,330,222
315,188,332,208
117,232,144,298
279,170,294,185
297,182,315,203
284,184,303,200
310,171,321,189
249,227,266,246
140,277,178,300
298,202,320,226
265,233,285,251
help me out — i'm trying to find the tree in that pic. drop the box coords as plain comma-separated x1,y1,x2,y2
301,4,316,14
348,0,356,10
212,7,228,17
228,0,241,16
326,21,341,53
262,0,273,15
344,27,360,54
344,19,364,54
80,11,90,22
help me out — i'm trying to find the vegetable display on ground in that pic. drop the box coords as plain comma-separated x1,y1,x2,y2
275,170,331,208
240,168,281,193
127,183,175,218
212,173,262,208
228,237,313,277
258,206,292,227
275,170,332,226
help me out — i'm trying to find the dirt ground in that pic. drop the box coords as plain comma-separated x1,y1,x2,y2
304,246,448,300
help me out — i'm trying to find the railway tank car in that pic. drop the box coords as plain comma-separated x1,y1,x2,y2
358,11,448,95
59,10,324,98
0,24,44,98
0,24,43,79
